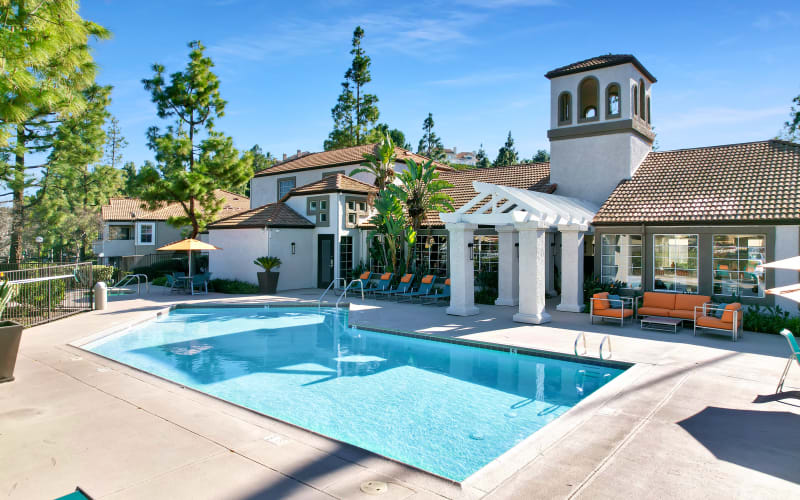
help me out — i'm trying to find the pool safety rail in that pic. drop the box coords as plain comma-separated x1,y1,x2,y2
574,332,613,360
317,278,366,308
335,279,365,308
0,262,93,327
112,273,149,295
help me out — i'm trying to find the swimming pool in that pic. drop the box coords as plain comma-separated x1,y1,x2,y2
84,306,626,481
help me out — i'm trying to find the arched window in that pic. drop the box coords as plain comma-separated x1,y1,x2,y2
606,83,621,118
578,76,599,122
646,96,651,125
631,84,638,117
639,78,646,122
558,91,572,125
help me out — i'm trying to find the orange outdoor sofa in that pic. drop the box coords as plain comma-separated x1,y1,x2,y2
590,292,635,326
637,292,710,321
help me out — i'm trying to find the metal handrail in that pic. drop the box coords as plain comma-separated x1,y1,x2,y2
115,273,149,295
599,335,612,360
574,331,587,356
317,277,346,305
335,279,365,308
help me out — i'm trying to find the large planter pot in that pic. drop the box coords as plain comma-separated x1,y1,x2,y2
0,320,23,383
257,271,279,294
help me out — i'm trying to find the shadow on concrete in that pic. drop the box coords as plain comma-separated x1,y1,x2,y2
753,391,800,408
677,406,800,484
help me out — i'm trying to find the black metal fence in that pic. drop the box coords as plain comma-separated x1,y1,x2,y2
1,262,94,328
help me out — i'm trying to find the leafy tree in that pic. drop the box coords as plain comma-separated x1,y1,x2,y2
324,26,379,150
532,149,550,162
369,190,408,273
494,131,518,167
140,41,252,238
0,0,110,263
390,159,453,242
417,113,445,161
475,144,491,168
250,144,276,173
121,161,140,197
105,116,128,169
368,123,410,149
350,134,397,191
781,93,800,142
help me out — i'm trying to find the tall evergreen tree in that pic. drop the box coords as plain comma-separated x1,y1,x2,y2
105,116,128,169
140,41,251,238
121,161,140,197
532,149,550,163
782,92,800,142
0,0,110,263
494,131,518,167
368,123,410,149
475,144,490,168
417,113,445,161
324,26,379,150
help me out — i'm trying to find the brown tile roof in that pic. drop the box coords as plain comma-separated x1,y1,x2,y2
207,202,314,229
253,143,452,177
101,190,250,221
280,173,377,202
545,54,656,82
421,163,553,227
593,140,800,225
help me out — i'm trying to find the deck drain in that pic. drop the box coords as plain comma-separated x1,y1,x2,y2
360,480,388,495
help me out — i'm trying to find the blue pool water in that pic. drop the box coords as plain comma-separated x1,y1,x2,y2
85,307,625,481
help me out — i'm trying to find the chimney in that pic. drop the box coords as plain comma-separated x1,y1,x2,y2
297,149,301,157
283,153,287,161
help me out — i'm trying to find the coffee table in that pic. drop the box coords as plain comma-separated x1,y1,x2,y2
640,316,682,334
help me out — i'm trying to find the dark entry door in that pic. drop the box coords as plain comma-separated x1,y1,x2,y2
317,234,335,288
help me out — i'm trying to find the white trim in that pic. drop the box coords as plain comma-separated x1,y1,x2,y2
136,222,156,245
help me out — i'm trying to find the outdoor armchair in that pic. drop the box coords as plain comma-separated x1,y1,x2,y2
191,273,210,295
590,292,634,326
362,273,392,297
421,279,451,305
397,275,437,303
373,274,414,300
776,329,800,393
693,303,742,341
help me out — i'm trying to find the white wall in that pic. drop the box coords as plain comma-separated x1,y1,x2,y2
209,228,268,284
266,228,315,290
773,225,800,313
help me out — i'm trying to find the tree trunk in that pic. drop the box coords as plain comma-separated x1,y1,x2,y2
9,127,25,264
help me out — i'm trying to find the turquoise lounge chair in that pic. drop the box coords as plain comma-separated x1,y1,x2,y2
777,329,800,393
398,276,436,303
422,278,450,305
373,274,414,300
363,273,392,297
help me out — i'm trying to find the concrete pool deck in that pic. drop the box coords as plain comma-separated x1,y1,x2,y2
1,287,798,499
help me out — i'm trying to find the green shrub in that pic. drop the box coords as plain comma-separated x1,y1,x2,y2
132,258,188,280
582,275,627,312
742,304,800,335
91,265,115,286
254,256,281,271
16,279,66,308
209,279,259,294
152,276,167,286
474,269,498,305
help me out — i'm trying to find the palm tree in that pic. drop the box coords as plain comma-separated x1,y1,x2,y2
350,133,396,191
369,190,408,272
390,159,454,237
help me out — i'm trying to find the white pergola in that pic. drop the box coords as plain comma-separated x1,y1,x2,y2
439,181,599,324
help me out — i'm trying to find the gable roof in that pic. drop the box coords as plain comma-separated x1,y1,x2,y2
421,163,553,227
280,173,377,202
545,54,656,82
101,190,250,222
593,140,800,225
253,143,452,177
207,202,314,230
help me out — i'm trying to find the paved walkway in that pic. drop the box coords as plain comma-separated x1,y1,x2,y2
1,288,798,499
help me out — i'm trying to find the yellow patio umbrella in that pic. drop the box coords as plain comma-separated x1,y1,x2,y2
157,238,221,278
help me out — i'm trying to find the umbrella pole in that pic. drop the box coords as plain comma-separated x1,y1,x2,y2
188,250,192,278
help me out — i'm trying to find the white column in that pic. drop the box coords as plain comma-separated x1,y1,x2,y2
545,232,557,297
513,222,551,324
495,226,519,306
557,224,586,313
446,222,480,316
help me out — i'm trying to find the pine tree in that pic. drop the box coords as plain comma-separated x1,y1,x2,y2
475,144,491,169
417,113,445,161
121,161,140,197
324,27,380,150
532,149,550,163
494,131,518,167
782,93,800,142
105,116,128,169
140,41,252,238
0,0,110,263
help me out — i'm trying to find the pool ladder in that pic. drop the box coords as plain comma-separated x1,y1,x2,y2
574,332,612,360
335,279,365,308
316,278,366,308
113,273,149,295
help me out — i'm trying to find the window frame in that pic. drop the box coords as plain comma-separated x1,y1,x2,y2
344,195,369,228
277,176,296,200
108,224,133,241
639,78,646,123
652,234,699,294
557,91,572,126
712,234,766,298
600,234,642,289
605,82,622,119
136,222,156,246
577,76,600,124
339,235,353,280
307,195,329,226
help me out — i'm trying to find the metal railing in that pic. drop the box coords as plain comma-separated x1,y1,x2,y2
317,278,347,304
1,262,93,327
335,279,365,308
113,273,150,295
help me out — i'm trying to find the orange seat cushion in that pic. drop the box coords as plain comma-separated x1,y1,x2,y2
444,278,451,286
668,309,696,320
593,292,609,310
674,294,710,312
421,275,434,284
697,316,733,330
721,303,742,323
400,274,413,283
642,292,676,310
594,308,633,318
638,306,671,317
359,271,370,280
380,273,391,280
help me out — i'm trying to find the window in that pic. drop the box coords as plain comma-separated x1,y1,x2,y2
558,92,572,125
631,84,638,117
345,196,369,228
340,236,353,280
606,83,621,118
578,77,599,122
646,96,651,125
639,79,646,122
473,235,498,273
278,177,296,199
600,234,642,288
307,200,318,214
109,225,133,241
369,235,386,274
712,235,766,297
308,196,329,226
414,234,448,277
137,223,155,245
653,234,698,293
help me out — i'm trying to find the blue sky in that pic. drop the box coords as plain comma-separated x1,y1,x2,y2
82,0,800,166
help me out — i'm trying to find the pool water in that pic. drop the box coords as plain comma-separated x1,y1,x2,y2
85,307,625,481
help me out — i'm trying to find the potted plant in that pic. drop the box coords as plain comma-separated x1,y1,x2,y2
0,280,22,383
254,256,282,294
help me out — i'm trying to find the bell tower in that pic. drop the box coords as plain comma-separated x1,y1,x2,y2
546,54,656,206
